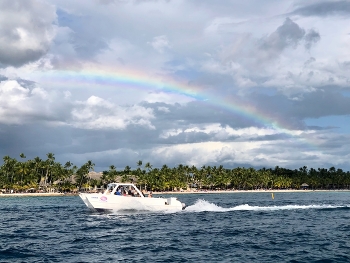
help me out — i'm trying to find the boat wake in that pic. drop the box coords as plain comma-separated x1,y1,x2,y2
184,199,350,212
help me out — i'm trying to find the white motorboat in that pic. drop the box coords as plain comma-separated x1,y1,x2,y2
79,183,185,212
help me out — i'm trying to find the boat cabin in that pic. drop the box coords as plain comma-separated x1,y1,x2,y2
104,183,145,198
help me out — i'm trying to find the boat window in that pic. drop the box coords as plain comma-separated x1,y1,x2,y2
107,184,115,192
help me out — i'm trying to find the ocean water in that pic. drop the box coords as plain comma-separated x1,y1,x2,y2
1,192,350,263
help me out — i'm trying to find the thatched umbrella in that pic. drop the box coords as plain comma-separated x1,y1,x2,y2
301,183,309,189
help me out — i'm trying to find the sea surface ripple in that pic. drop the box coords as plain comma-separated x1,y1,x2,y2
1,192,350,262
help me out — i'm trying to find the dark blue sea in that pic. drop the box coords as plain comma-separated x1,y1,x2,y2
1,191,350,263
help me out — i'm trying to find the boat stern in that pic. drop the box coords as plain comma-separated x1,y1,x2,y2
166,197,185,210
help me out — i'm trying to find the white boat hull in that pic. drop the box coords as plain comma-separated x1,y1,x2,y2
79,193,184,212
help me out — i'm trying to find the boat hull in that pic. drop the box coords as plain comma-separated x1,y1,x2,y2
79,193,184,212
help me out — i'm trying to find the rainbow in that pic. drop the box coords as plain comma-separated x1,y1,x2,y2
34,65,319,149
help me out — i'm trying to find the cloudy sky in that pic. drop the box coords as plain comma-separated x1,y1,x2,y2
1,0,350,171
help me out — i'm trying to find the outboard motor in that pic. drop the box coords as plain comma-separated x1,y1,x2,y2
166,197,185,210
166,197,176,205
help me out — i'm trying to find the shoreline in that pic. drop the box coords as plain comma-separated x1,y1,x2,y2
0,193,69,197
1,189,350,197
152,189,350,195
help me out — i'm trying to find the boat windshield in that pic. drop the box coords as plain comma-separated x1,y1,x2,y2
107,184,117,192
104,183,144,197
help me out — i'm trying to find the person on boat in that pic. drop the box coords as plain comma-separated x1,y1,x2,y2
133,190,139,197
148,191,152,198
131,189,138,197
128,189,132,196
115,189,121,195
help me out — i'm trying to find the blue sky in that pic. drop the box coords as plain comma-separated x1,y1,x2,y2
0,0,350,171
305,115,350,133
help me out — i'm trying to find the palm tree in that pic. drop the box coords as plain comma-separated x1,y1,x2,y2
75,167,87,190
135,160,144,190
32,157,43,183
18,153,28,186
2,156,16,186
85,160,95,172
124,165,131,175
107,165,118,182
64,161,73,169
43,153,56,189
16,161,30,187
75,161,94,190
145,162,153,172
121,165,131,182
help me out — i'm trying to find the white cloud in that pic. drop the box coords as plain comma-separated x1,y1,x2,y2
148,35,171,53
64,91,72,98
145,91,195,104
157,106,170,112
204,17,238,35
0,0,56,67
0,80,62,124
0,81,156,130
150,129,350,168
71,96,155,130
160,124,291,140
1,0,350,171
150,141,263,167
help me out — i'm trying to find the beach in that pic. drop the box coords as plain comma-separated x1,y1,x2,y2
1,189,349,197
152,189,350,194
0,192,66,197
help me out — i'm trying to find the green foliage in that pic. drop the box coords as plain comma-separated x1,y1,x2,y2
1,154,350,192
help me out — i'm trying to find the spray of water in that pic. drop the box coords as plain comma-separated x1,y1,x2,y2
88,199,349,216
184,199,348,212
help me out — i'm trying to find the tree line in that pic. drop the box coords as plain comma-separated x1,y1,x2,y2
1,153,350,192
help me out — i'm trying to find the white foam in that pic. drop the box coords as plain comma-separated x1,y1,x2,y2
184,199,347,212
230,204,343,211
185,199,228,212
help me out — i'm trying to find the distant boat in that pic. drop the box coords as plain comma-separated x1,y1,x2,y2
79,183,185,212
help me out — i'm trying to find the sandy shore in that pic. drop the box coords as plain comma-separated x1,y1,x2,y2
152,189,350,195
0,193,67,197
1,189,349,197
